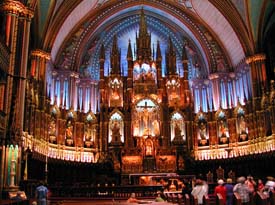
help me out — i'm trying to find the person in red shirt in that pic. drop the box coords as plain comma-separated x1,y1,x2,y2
257,179,265,193
214,179,227,204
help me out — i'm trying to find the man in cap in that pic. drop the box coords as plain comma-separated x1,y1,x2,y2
233,176,251,205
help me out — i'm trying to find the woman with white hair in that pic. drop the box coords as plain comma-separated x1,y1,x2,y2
214,179,227,204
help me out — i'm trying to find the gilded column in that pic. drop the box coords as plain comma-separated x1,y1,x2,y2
0,145,6,200
0,1,34,193
30,50,50,142
0,0,24,132
246,54,267,104
270,82,275,135
30,50,51,107
209,73,220,110
16,8,34,137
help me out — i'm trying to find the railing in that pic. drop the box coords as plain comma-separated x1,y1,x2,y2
49,184,162,198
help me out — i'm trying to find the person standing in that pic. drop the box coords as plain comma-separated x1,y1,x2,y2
35,181,48,205
191,179,208,205
233,176,251,205
224,178,234,205
257,179,265,193
214,179,227,205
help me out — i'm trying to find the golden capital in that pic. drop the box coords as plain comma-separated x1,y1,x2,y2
31,49,51,60
0,0,34,18
245,54,266,64
23,7,34,19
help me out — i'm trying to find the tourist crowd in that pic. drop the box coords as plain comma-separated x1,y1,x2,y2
190,175,275,205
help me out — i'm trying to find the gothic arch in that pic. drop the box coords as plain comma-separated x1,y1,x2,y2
48,1,248,81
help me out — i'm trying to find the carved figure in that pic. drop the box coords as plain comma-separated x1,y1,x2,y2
145,140,153,156
174,122,182,137
219,119,227,138
239,115,246,134
49,119,56,136
65,120,73,139
152,120,160,136
112,121,120,136
199,121,207,140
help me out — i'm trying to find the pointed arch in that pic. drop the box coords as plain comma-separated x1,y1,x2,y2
108,110,124,143
215,110,229,143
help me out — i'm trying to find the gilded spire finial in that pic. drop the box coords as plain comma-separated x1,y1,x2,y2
139,7,148,36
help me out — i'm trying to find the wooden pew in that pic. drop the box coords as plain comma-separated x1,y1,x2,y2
254,191,268,205
233,192,241,205
203,195,211,205
216,193,225,205
269,190,275,205
190,194,198,205
184,194,191,205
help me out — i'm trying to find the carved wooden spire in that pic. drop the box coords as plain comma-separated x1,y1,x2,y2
127,39,133,60
110,34,121,75
136,8,151,62
166,37,177,75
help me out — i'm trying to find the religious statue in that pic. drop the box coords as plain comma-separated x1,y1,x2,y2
111,87,120,100
49,119,57,143
152,120,160,136
111,121,121,144
65,120,74,145
49,119,56,136
174,122,182,137
84,124,94,147
65,120,73,139
142,106,149,128
199,121,207,140
239,115,247,141
239,115,246,134
219,119,227,138
219,119,228,143
112,121,120,136
133,120,140,136
145,140,153,156
178,156,185,170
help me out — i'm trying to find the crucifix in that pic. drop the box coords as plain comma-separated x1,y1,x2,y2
141,101,154,137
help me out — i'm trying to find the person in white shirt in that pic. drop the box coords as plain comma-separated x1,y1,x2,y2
191,179,208,205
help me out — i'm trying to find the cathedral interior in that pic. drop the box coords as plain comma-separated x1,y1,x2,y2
0,0,275,201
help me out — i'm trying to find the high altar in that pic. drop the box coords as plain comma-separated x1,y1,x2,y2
99,10,190,182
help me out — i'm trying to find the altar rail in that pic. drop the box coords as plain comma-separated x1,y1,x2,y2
49,184,163,198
